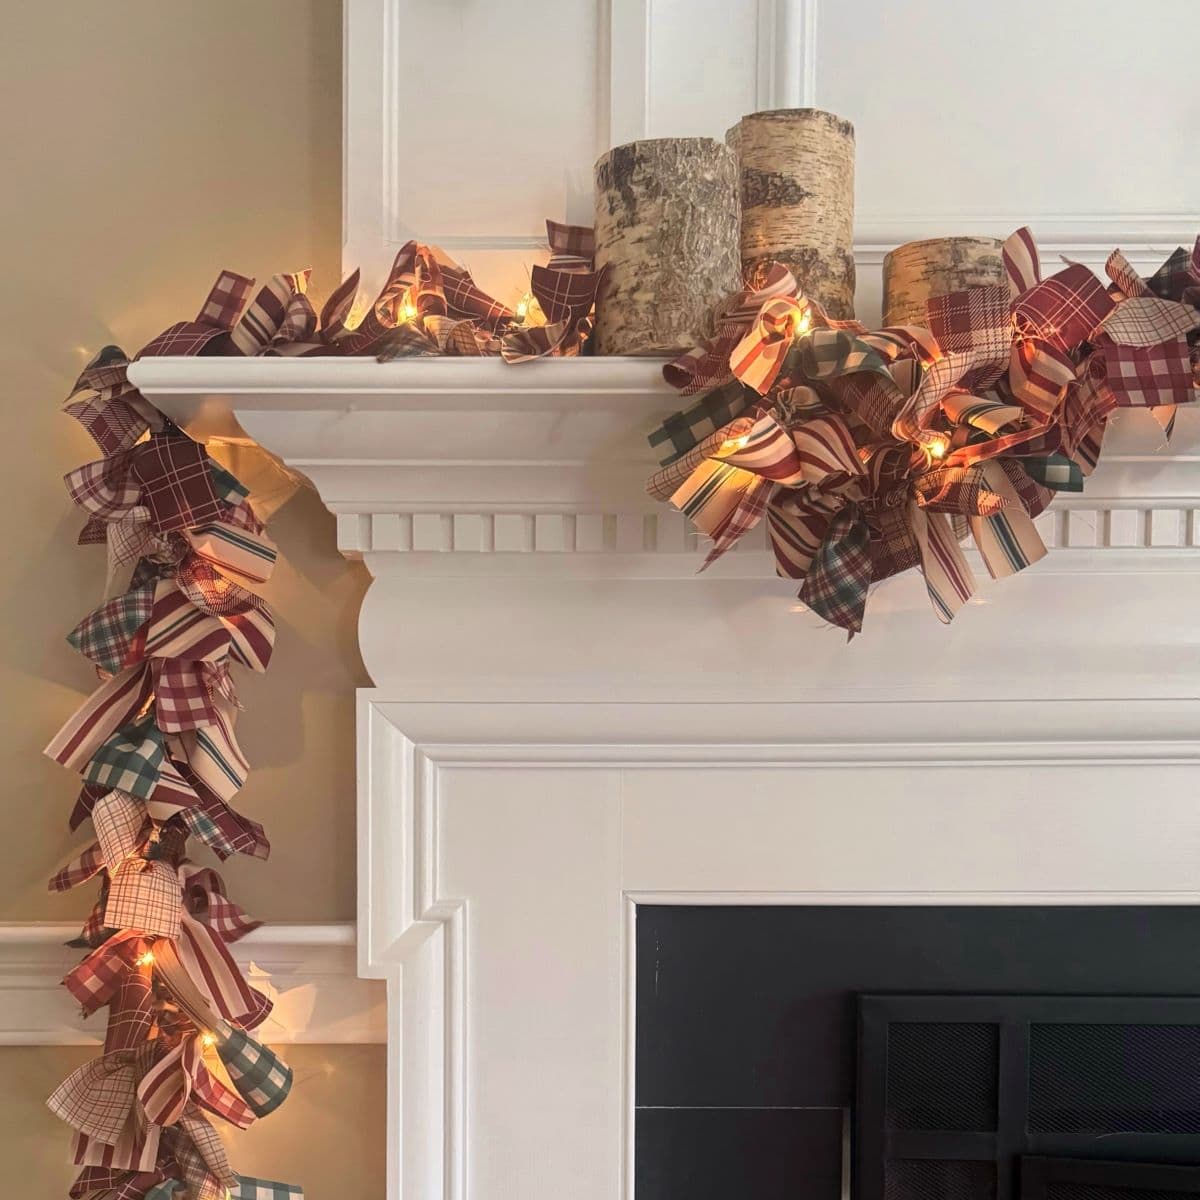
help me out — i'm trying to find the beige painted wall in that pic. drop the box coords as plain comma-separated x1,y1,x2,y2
0,1,384,1193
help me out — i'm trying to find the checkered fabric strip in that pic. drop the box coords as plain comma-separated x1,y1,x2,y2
926,285,1012,356
217,1026,294,1117
799,328,894,383
149,753,200,814
1014,453,1083,493
142,1181,184,1200
1012,263,1115,352
66,451,141,521
93,789,150,870
45,662,154,775
130,436,226,533
1099,334,1196,407
68,585,154,674
1100,295,1200,345
798,504,872,637
1009,337,1075,416
75,888,111,949
103,959,156,1053
186,519,278,584
230,1177,304,1199
62,930,146,1015
648,378,755,464
180,864,261,941
49,841,105,892
154,660,219,733
105,858,182,939
138,321,231,359
1002,226,1041,297
230,271,310,354
193,270,254,329
84,718,166,801
1106,248,1152,299
193,1061,257,1130
702,476,774,565
546,219,595,272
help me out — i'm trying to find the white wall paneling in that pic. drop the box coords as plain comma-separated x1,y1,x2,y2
0,923,385,1045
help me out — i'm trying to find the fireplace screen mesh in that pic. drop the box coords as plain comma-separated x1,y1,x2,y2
1029,1024,1200,1134
884,1159,996,1200
886,1022,999,1131
1045,1186,1194,1200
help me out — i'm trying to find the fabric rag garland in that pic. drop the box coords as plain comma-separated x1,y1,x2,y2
647,230,1200,636
46,220,601,1200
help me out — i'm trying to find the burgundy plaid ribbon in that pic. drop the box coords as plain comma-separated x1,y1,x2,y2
130,437,226,533
139,272,254,359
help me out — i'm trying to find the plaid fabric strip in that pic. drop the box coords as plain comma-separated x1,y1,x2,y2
65,393,148,458
500,263,602,361
130,437,226,533
702,476,773,566
105,858,182,938
154,660,219,733
46,663,154,775
103,957,156,1053
50,841,105,892
230,272,310,355
915,464,1009,516
1019,454,1084,492
1002,226,1041,298
1012,263,1115,351
179,791,270,862
48,1046,151,1143
93,790,150,871
138,321,230,359
209,464,249,505
867,503,921,582
72,1168,168,1200
896,345,1008,441
1099,334,1196,408
1009,337,1075,416
66,452,140,521
217,1026,294,1117
75,887,111,949
827,369,906,434
649,377,755,465
318,267,361,340
62,931,145,1015
85,719,166,801
799,328,894,384
969,460,1048,579
798,505,872,637
942,390,1023,434
180,863,261,941
1100,296,1200,345
374,320,440,360
193,1061,257,1130
145,578,230,661
68,586,154,674
231,1177,304,1199
185,521,277,585
926,286,1012,355
1106,248,1152,299
196,271,255,330
909,501,976,623
546,219,595,272
177,1109,238,1191
143,1181,184,1200
1147,245,1196,302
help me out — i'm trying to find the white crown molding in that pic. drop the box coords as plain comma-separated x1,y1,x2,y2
0,922,385,1046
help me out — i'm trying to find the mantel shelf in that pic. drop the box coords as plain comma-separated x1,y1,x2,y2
129,356,1200,565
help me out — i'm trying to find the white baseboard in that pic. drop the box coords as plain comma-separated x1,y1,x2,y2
0,922,385,1045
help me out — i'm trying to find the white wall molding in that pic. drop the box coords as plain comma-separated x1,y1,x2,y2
756,0,818,109
354,697,1200,1200
0,922,385,1046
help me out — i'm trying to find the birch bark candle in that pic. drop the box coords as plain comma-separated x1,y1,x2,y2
726,108,856,319
593,138,741,356
882,236,1006,327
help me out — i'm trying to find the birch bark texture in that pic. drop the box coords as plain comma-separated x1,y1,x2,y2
882,236,1006,327
593,138,741,356
726,109,857,319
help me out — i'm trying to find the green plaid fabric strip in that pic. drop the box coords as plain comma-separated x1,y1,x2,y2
233,1177,305,1199
209,462,250,504
83,718,165,800
67,585,154,673
798,329,893,383
798,505,872,638
1147,246,1194,302
217,1026,294,1117
143,1182,183,1200
1017,454,1084,492
648,378,754,466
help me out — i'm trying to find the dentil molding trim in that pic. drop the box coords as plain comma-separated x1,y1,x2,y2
0,922,385,1045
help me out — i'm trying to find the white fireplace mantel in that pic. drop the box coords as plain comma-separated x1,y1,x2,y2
131,356,1200,1200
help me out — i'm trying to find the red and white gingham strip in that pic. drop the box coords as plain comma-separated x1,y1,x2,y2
49,842,105,893
1100,334,1197,408
196,271,255,330
180,863,261,942
154,660,219,733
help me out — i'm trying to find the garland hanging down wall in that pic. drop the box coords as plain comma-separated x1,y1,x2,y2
45,150,1200,1199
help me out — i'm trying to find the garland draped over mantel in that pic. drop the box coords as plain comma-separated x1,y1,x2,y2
646,229,1200,635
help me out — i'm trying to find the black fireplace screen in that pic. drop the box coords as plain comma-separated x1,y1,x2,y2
1020,1156,1200,1200
857,996,1200,1200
